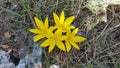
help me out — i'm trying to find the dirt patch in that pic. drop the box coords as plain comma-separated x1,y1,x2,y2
0,0,120,68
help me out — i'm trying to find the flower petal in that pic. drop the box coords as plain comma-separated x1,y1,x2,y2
74,36,86,42
55,29,62,36
48,43,55,53
66,29,71,35
63,26,75,32
41,39,52,47
68,26,75,29
56,41,66,51
33,35,44,42
60,11,65,23
65,40,71,52
49,26,56,32
70,41,80,50
64,16,75,26
29,29,41,34
53,12,60,25
44,17,49,29
60,36,67,41
45,26,56,38
71,28,78,36
34,16,44,29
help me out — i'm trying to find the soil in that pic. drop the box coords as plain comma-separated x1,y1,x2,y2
0,0,120,68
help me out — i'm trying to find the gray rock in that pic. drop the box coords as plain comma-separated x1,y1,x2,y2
18,47,26,58
0,42,43,68
32,44,42,61
0,63,15,68
16,43,42,68
0,49,10,63
16,56,35,68
33,62,42,68
0,50,15,68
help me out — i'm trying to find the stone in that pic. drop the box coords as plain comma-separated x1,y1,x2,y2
0,63,15,68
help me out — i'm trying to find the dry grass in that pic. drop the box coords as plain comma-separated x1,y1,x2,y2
0,0,120,68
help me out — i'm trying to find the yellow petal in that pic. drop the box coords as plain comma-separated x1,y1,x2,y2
71,28,78,36
44,17,48,29
55,29,62,36
40,39,51,47
64,16,75,26
34,16,43,29
70,41,80,50
33,35,44,42
60,11,65,23
60,36,67,41
56,41,66,51
47,30,54,38
74,36,86,42
53,12,60,25
68,26,75,29
65,40,71,52
49,26,56,32
62,29,67,32
64,26,75,32
48,43,55,53
66,29,71,35
29,29,41,34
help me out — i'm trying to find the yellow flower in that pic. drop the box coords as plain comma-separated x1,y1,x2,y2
40,29,67,53
65,28,86,52
29,16,55,42
53,11,75,32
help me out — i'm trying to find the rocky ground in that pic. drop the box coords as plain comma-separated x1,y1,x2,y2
0,0,120,68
